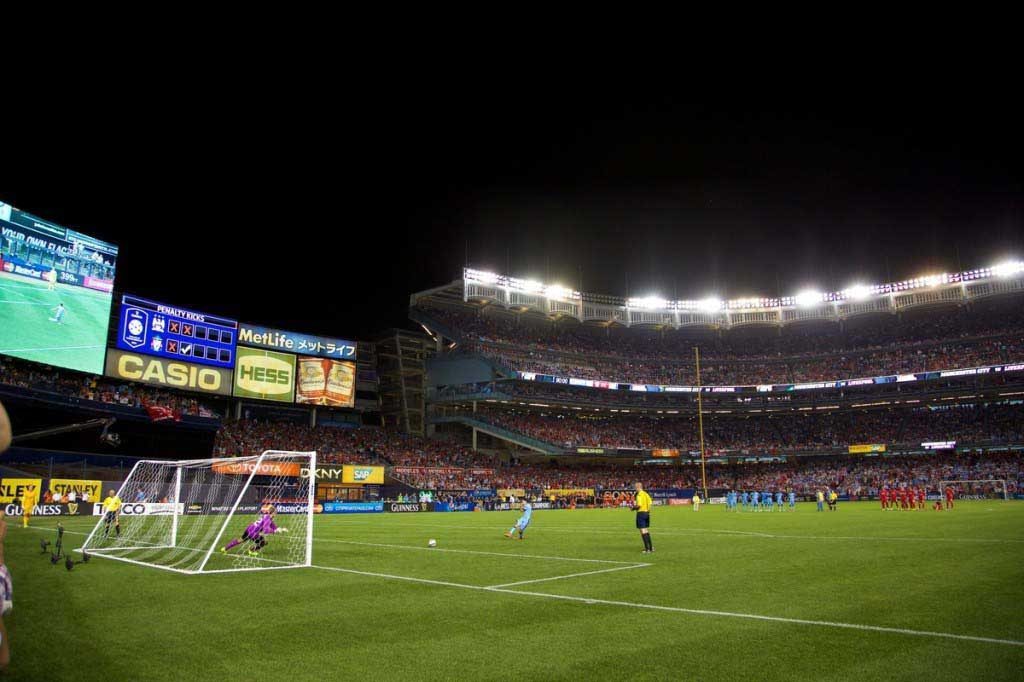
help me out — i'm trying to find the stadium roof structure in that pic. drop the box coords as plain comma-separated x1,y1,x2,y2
411,261,1024,330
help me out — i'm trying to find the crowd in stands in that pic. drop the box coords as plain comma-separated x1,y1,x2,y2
0,356,220,418
212,419,502,470
418,302,1024,386
392,450,1022,497
465,402,1024,451
478,336,1022,386
719,453,1022,497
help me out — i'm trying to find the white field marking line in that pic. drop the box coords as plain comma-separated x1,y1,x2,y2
0,300,55,305
316,538,638,564
309,564,1024,648
485,562,650,589
31,525,1024,646
326,520,1024,544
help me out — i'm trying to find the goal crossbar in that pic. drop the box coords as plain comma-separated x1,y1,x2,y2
939,479,1010,501
79,450,316,574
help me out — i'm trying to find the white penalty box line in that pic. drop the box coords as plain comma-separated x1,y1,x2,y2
312,564,1024,649
31,525,1024,647
318,538,641,565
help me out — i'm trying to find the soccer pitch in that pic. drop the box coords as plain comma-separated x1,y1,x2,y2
10,502,1024,681
0,271,112,375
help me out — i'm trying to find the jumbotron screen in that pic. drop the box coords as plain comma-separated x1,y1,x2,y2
0,200,118,374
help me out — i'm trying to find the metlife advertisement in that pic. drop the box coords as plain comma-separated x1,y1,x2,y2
238,323,356,360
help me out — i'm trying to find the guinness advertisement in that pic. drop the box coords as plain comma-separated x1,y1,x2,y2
4,503,91,516
385,502,430,513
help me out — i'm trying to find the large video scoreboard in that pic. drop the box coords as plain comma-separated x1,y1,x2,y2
0,200,119,374
116,295,238,369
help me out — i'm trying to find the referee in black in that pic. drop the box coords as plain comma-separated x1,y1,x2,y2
633,481,654,553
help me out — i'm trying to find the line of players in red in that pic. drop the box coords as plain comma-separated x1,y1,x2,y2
879,486,955,511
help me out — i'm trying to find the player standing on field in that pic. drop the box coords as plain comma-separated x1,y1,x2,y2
633,482,653,554
19,484,37,529
945,485,955,510
101,489,122,538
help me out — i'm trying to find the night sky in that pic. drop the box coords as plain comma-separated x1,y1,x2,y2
2,91,1020,341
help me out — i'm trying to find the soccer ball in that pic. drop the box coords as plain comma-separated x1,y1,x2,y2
427,539,437,547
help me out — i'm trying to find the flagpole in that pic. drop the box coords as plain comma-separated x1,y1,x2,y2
695,347,708,501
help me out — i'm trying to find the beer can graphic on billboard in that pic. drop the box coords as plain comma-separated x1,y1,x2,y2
296,357,355,407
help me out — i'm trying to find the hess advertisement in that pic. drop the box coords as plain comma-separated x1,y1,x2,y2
295,357,355,407
233,347,296,402
105,348,233,395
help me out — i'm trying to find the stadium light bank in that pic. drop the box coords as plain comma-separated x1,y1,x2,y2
462,258,1023,313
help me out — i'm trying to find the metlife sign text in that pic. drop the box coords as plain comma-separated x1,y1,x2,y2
239,323,356,360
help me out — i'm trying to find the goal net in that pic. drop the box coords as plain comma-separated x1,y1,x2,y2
79,450,316,574
939,479,1010,501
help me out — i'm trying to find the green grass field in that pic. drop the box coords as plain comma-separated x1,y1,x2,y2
7,501,1024,681
0,270,112,374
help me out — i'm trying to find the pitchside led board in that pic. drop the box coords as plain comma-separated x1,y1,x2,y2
117,295,238,369
233,347,297,403
0,200,119,374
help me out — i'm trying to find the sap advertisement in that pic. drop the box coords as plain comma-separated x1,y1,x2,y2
0,200,119,374
117,295,238,369
233,347,297,403
238,323,356,360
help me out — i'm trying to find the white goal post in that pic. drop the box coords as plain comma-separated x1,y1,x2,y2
79,450,316,574
939,479,1010,501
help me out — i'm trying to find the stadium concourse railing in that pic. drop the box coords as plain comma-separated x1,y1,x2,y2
428,415,563,455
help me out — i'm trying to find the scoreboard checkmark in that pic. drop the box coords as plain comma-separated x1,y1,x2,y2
181,343,193,355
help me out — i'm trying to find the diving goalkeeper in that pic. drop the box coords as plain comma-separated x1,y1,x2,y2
221,506,288,557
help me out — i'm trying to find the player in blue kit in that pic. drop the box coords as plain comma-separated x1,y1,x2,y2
788,490,796,510
775,491,784,511
741,491,749,511
49,303,66,325
750,490,760,511
762,490,772,511
505,500,532,540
